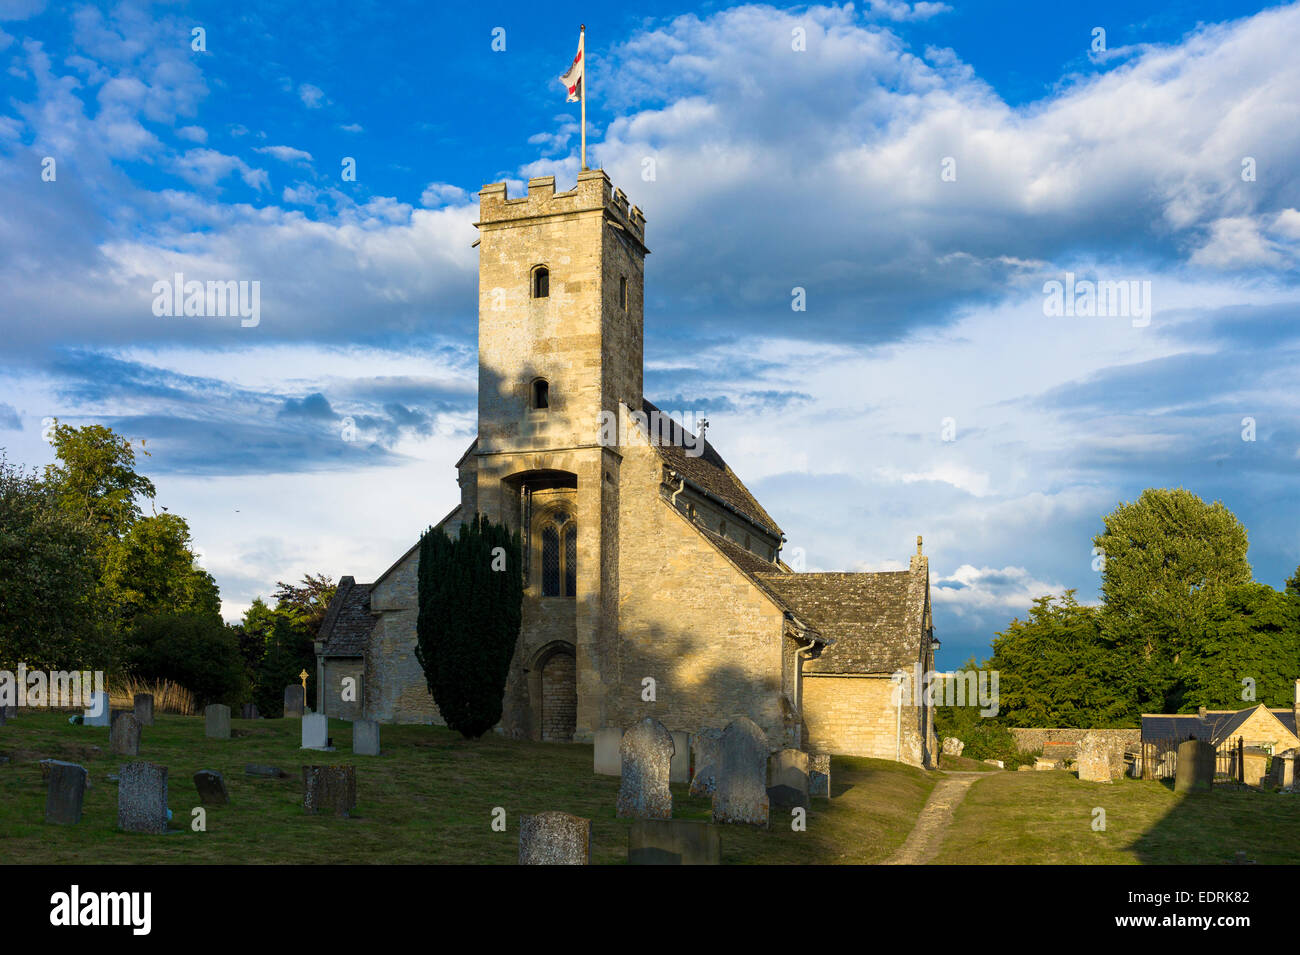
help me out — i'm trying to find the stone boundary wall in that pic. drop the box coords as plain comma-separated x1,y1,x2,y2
1011,728,1140,752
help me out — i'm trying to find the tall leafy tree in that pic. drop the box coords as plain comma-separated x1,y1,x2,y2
1182,582,1300,710
415,515,523,738
42,421,155,540
271,572,336,637
102,512,220,626
126,613,248,707
1093,488,1251,713
0,456,110,669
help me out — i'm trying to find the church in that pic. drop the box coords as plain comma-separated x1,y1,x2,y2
315,169,939,766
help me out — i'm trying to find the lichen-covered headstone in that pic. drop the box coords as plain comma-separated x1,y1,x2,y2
133,693,154,726
302,765,356,816
352,719,380,756
284,685,305,717
594,726,623,776
118,761,169,833
1076,732,1112,783
84,691,110,727
110,712,142,756
519,811,591,865
809,754,831,798
616,717,674,820
689,728,722,797
712,717,769,826
193,770,229,805
768,748,810,809
204,704,231,739
45,761,88,825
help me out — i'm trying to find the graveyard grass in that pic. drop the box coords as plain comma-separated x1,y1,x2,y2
0,712,932,864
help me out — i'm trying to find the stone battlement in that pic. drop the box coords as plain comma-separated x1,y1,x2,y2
477,168,645,242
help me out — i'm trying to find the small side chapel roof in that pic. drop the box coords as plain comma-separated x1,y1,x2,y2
755,570,923,674
317,576,378,658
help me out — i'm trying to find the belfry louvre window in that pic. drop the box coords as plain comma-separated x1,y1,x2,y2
533,266,550,298
541,511,576,598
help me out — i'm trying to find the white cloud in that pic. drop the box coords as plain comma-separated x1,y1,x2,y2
255,144,313,164
297,83,327,108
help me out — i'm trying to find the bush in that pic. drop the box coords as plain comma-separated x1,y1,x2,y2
124,613,248,708
415,514,522,738
252,614,314,717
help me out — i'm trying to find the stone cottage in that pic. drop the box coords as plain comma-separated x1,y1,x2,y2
315,168,938,766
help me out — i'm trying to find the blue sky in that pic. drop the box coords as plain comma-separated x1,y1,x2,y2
1,0,1298,667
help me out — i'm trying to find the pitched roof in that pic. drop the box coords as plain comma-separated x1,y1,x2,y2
316,576,378,657
642,398,782,537
1141,706,1300,745
754,570,922,673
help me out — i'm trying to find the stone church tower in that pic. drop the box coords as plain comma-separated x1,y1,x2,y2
316,168,939,767
469,169,647,739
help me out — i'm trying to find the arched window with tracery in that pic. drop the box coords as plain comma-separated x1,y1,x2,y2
540,510,576,597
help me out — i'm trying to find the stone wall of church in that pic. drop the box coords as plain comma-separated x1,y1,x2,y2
801,674,919,763
321,658,364,721
366,547,443,725
611,443,789,748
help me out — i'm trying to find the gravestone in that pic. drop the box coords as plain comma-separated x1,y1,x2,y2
193,770,229,805
118,761,169,833
1271,750,1297,790
628,819,720,865
669,731,691,784
302,765,356,816
41,758,91,787
133,693,154,726
204,704,231,739
593,727,622,776
809,754,831,798
1174,739,1215,793
84,691,110,727
301,713,330,750
767,748,810,809
941,737,965,757
352,719,381,756
616,717,674,820
518,811,590,865
44,761,88,825
240,703,260,720
244,764,288,779
1242,748,1268,788
689,728,723,797
110,713,142,757
284,685,305,717
1076,732,1112,783
712,717,769,826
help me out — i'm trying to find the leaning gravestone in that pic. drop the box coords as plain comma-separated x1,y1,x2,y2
1174,739,1215,793
302,765,356,816
133,693,154,727
284,685,305,717
301,713,330,750
690,728,723,797
1076,732,1112,783
45,761,89,825
616,717,674,820
84,691,110,727
768,748,810,809
628,818,721,865
713,717,770,826
669,731,691,784
193,770,229,805
518,811,590,865
118,761,169,834
110,713,142,757
593,727,622,776
204,704,231,739
809,754,831,798
352,719,381,756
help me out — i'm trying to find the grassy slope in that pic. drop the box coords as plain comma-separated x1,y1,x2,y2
0,712,934,865
933,769,1300,864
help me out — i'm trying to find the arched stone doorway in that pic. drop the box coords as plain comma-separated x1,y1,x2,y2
537,643,577,742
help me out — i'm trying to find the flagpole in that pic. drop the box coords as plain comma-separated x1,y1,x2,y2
580,24,587,170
